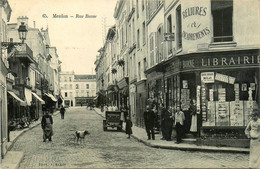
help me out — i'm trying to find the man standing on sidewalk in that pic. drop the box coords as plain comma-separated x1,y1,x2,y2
175,106,185,144
144,105,156,140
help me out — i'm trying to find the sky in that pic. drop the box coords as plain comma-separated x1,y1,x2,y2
8,0,117,74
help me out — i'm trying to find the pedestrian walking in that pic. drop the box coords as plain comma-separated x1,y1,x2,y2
189,99,197,134
125,115,133,139
60,105,66,119
144,105,156,140
175,106,185,144
41,110,53,142
245,110,260,169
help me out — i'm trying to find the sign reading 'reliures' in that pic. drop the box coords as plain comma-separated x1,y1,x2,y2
182,6,210,40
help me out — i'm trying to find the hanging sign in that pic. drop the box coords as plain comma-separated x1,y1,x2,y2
201,72,214,83
164,33,175,41
215,73,236,84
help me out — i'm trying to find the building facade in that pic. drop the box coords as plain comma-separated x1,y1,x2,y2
60,71,96,107
0,0,12,159
95,0,260,147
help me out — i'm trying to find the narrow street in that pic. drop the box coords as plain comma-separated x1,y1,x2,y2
10,107,249,168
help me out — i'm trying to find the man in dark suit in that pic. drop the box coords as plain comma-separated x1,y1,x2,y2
144,105,156,140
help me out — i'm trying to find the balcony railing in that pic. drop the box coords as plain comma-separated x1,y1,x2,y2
212,36,233,43
14,43,34,63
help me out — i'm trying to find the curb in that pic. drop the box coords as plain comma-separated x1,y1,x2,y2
94,108,249,154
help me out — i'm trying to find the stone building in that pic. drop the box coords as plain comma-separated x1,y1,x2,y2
60,71,96,107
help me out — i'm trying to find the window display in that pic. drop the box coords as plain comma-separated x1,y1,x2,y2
202,69,259,127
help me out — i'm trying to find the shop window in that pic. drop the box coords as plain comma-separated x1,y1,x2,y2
203,70,258,127
211,0,233,42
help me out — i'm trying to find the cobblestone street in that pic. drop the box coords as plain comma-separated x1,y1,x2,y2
10,107,249,168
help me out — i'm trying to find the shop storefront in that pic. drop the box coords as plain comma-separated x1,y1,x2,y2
32,92,45,119
167,49,260,147
43,93,57,113
145,68,164,130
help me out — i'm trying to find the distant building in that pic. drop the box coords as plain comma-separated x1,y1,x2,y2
60,71,96,107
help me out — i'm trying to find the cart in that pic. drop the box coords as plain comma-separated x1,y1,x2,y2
103,111,122,131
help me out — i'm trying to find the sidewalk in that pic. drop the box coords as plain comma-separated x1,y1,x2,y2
94,108,249,154
2,111,60,169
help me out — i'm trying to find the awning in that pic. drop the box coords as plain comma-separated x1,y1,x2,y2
24,88,32,106
32,92,45,104
93,96,98,100
45,93,57,102
8,91,27,106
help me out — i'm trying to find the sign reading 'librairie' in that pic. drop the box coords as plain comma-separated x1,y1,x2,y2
181,55,260,69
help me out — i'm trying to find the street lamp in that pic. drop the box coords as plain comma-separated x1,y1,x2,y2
18,22,28,43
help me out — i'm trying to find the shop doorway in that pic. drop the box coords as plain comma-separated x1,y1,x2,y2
180,73,196,134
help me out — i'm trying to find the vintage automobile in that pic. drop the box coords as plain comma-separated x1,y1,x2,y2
103,111,122,131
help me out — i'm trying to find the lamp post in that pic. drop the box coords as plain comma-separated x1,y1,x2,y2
18,22,28,43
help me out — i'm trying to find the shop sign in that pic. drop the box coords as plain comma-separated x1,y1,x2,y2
228,76,236,84
209,89,214,101
183,80,188,88
215,73,229,83
181,54,260,70
182,6,210,40
201,72,214,83
242,84,247,91
250,83,256,90
215,73,235,84
234,83,239,101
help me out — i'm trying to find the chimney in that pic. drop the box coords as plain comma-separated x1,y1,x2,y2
33,21,36,28
17,16,29,28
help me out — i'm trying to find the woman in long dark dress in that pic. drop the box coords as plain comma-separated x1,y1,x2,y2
41,110,53,142
125,116,133,139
